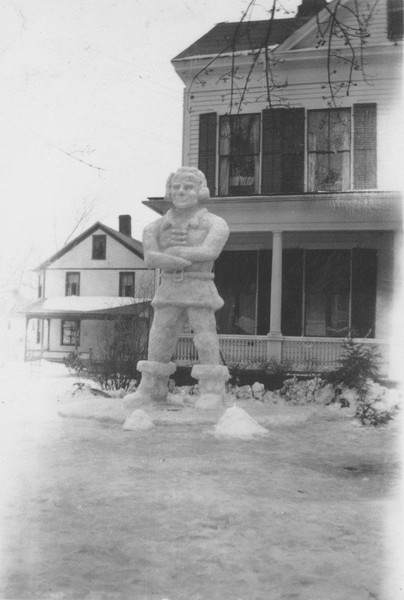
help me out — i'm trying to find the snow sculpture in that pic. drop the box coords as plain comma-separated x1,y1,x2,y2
124,167,230,417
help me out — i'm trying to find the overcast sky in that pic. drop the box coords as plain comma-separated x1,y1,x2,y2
0,0,300,293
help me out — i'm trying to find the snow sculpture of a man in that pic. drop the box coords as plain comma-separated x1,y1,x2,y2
126,166,230,411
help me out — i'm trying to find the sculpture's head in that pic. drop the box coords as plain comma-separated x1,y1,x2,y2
165,167,210,209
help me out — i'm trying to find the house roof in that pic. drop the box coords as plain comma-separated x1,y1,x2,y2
36,221,144,271
25,296,150,319
172,17,312,61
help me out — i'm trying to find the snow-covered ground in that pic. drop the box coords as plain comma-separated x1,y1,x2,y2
0,360,403,600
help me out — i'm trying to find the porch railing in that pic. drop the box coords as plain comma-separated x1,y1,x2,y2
174,334,390,376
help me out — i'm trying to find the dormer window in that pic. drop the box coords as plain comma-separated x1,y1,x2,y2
92,234,106,260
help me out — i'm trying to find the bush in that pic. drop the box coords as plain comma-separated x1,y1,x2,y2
326,338,380,392
64,348,88,377
65,317,149,392
325,339,399,426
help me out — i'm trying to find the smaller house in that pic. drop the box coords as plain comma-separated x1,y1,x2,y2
25,215,155,362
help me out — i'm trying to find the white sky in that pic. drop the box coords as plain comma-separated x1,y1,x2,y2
0,0,300,293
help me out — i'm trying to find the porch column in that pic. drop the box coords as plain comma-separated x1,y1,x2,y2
266,231,283,363
268,231,283,338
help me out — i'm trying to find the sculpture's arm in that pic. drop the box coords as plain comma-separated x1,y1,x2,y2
142,222,192,269
165,216,230,262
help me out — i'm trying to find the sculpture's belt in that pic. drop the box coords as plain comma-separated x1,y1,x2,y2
161,270,214,283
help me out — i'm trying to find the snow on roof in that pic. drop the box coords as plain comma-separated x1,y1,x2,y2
26,296,149,316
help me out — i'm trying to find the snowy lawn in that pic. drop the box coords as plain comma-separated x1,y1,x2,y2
0,361,403,600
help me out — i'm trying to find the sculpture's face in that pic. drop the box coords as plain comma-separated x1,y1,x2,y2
171,174,199,209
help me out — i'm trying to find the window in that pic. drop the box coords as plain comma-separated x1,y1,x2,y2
38,273,43,298
215,250,271,335
61,320,80,346
219,114,260,195
119,272,135,297
388,0,403,40
308,109,351,192
92,234,106,260
199,104,376,196
281,249,377,338
65,272,80,296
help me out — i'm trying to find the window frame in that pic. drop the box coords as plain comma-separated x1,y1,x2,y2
307,108,352,193
119,271,135,297
65,272,80,296
92,234,107,260
218,113,261,196
61,319,80,346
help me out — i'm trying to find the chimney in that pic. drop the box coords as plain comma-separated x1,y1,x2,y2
119,214,132,237
297,0,326,18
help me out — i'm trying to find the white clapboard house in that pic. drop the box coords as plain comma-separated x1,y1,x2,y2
25,216,156,362
144,0,403,376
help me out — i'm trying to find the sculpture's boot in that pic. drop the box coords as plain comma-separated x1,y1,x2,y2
123,360,176,410
191,364,230,409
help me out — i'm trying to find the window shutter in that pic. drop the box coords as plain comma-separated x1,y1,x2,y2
198,113,217,196
353,104,377,189
262,108,304,194
387,0,404,40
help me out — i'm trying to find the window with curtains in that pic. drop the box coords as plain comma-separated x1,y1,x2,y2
119,272,135,297
218,114,260,196
307,109,351,192
198,104,376,195
65,272,80,296
61,320,80,346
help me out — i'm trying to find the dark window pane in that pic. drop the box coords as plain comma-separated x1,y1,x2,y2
92,235,106,260
304,250,350,337
215,250,258,335
282,249,304,336
351,249,377,338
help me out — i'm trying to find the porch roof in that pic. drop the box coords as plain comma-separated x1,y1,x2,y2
25,297,151,320
144,191,403,232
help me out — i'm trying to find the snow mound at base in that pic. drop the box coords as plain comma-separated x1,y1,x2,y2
123,409,154,431
214,405,269,439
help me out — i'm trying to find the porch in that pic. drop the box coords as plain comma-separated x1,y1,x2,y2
174,334,390,377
